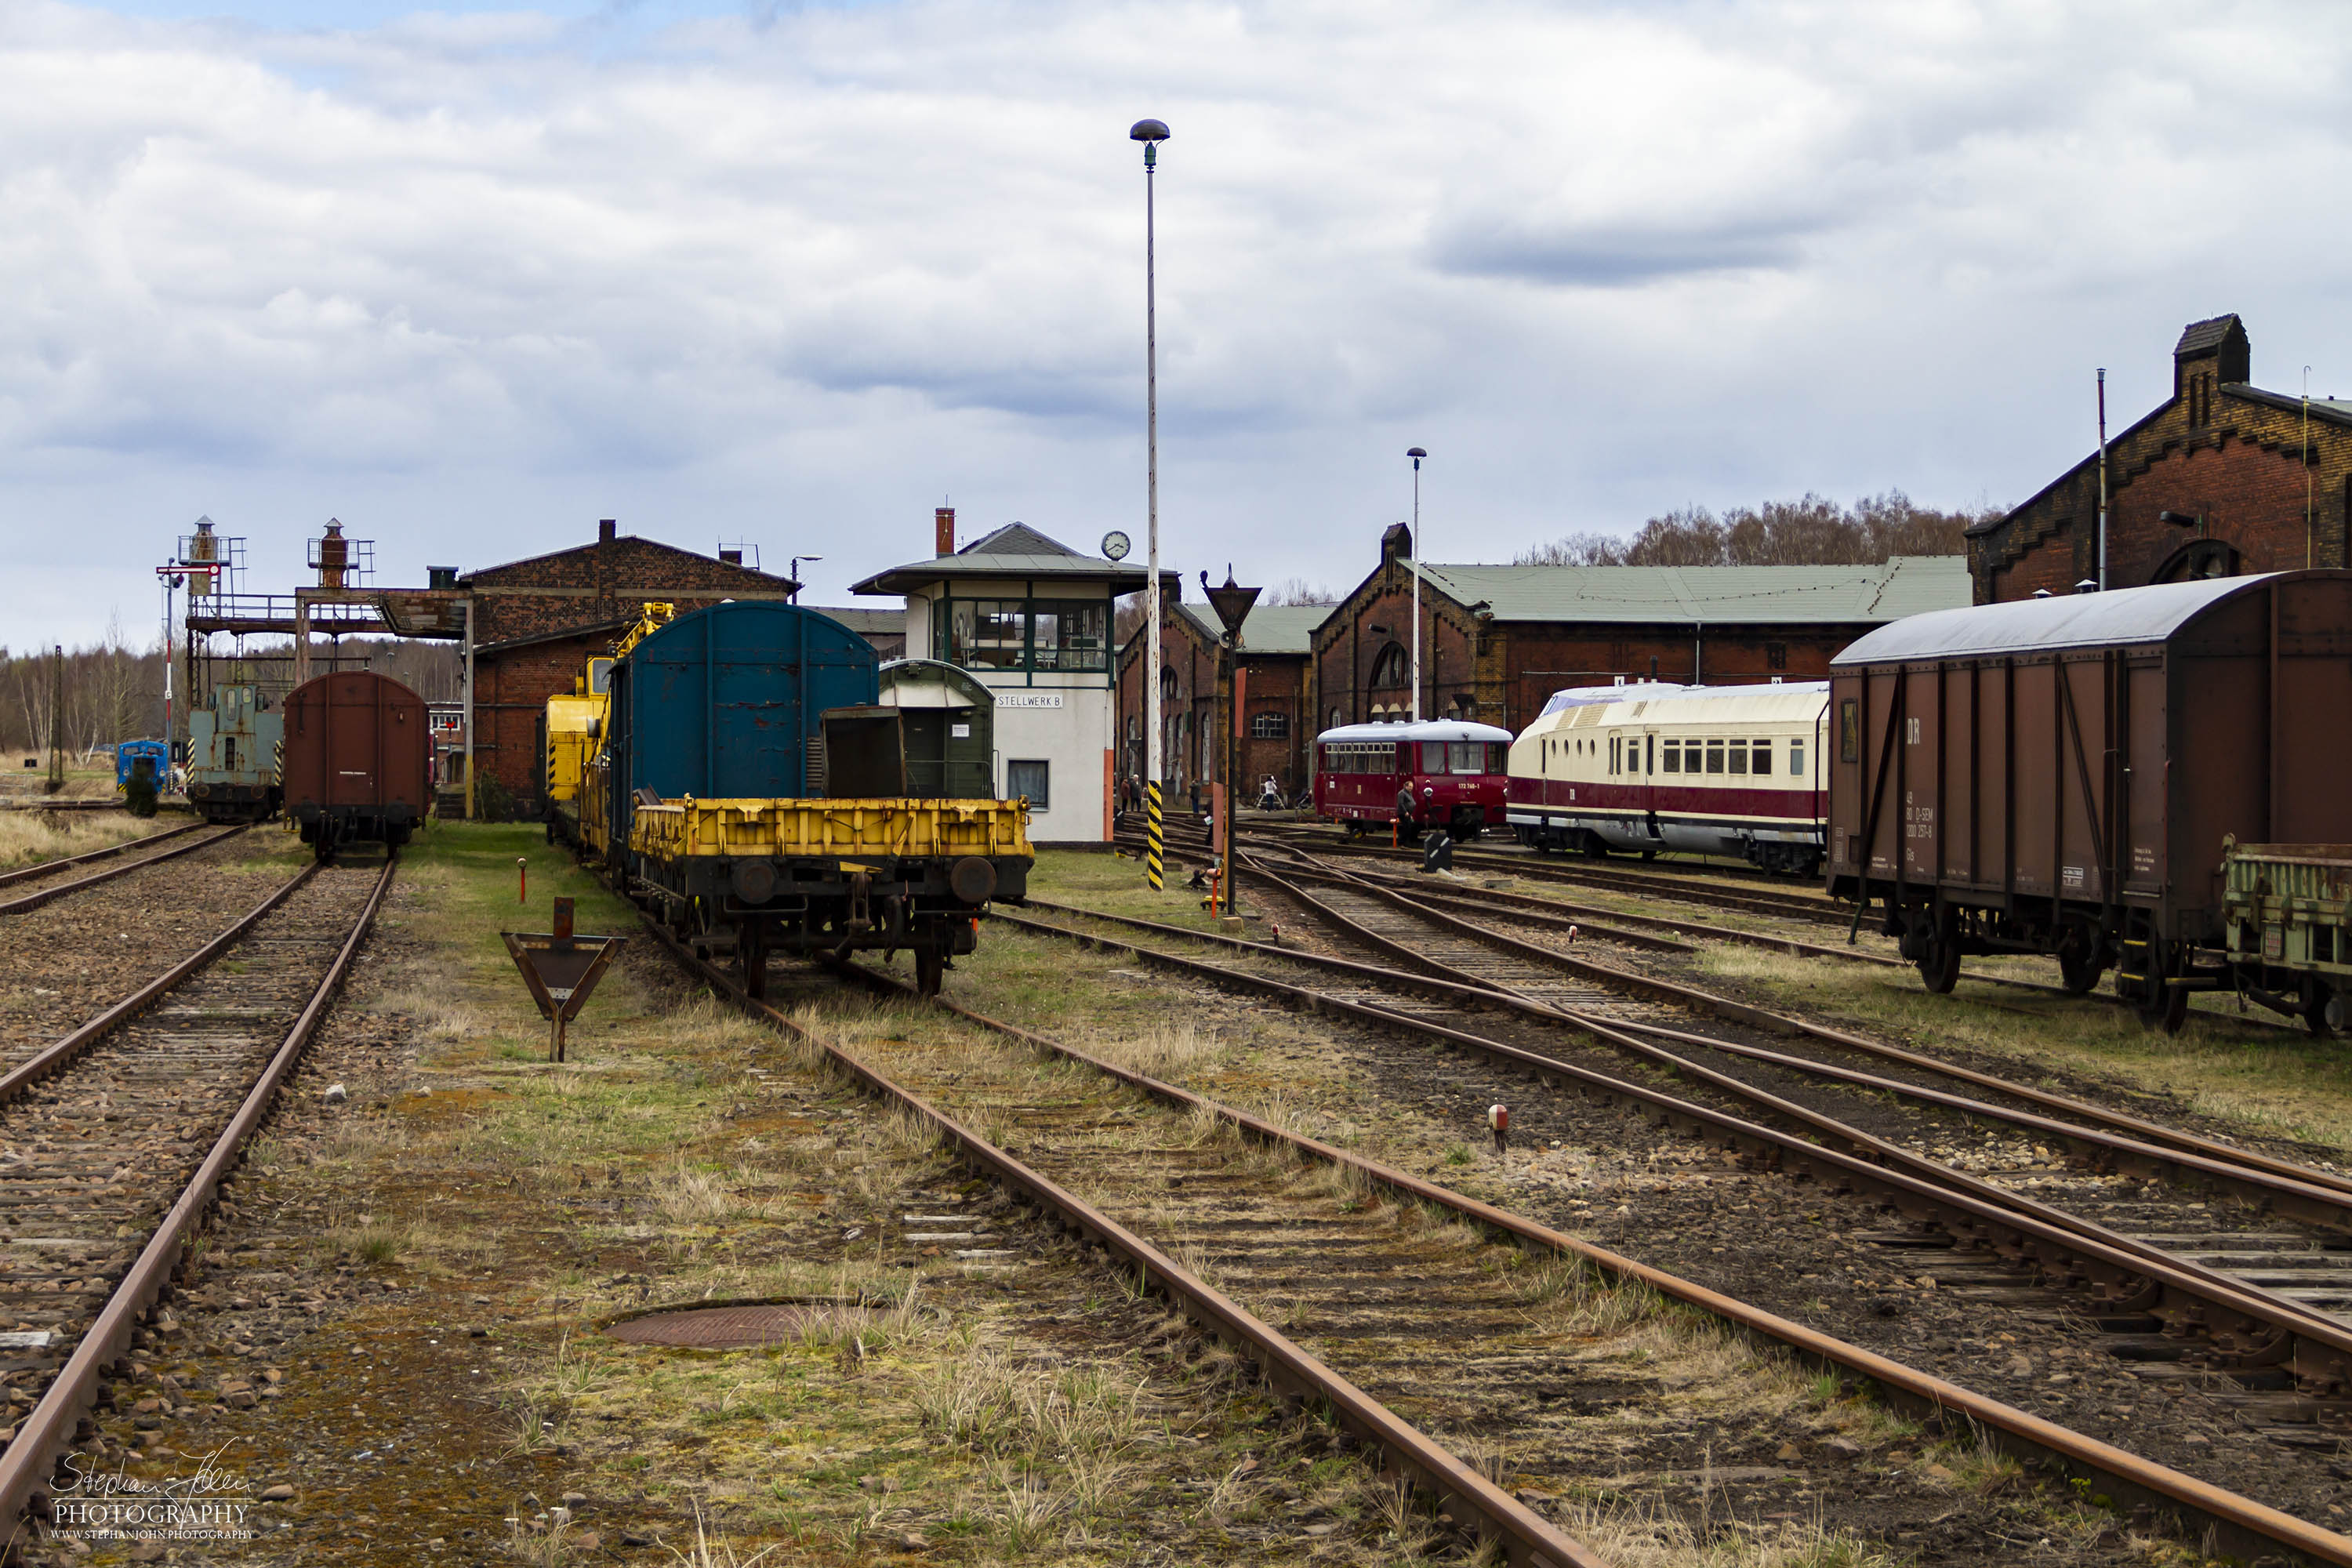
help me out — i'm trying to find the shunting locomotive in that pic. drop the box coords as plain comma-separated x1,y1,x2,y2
186,683,284,824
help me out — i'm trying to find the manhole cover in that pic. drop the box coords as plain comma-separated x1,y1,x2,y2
606,1303,837,1350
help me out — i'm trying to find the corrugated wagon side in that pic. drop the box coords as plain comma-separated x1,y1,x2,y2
1827,570,2352,1029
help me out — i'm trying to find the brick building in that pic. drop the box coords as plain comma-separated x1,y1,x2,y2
465,520,797,814
1311,525,1968,736
1114,602,1329,809
1969,314,2352,601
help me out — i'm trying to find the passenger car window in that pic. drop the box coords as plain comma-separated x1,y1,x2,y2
1705,741,1725,775
1790,740,1806,775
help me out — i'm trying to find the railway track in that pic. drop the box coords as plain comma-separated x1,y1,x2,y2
634,915,1604,1567
1236,854,2341,1203
0,854,393,1545
1127,820,1847,928
995,884,2352,1464
644,898,2352,1563
0,826,246,916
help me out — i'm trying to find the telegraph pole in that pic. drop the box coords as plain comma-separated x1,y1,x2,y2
1131,116,1171,889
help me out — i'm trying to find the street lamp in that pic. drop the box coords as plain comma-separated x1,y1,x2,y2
788,556,822,604
1407,447,1426,722
1131,115,1171,889
1203,567,1261,920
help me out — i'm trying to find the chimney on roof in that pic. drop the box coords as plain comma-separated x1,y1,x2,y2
598,518,617,546
2173,314,2249,396
935,506,956,557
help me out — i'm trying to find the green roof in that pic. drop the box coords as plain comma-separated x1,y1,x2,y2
1414,555,1969,625
1174,601,1330,655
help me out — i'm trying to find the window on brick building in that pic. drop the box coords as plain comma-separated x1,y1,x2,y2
1766,642,1787,671
1369,643,1408,688
1250,711,1289,739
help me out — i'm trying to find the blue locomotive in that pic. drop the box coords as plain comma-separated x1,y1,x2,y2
572,600,1033,996
186,684,284,824
114,739,171,815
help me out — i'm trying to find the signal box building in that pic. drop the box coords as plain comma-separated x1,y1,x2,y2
853,510,1175,845
1970,314,2352,602
1310,525,1969,736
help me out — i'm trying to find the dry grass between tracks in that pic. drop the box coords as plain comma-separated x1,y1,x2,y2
0,804,173,870
123,824,1438,1568
1694,943,2352,1160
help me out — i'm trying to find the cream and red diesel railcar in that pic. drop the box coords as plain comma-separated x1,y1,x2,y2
1506,680,1830,874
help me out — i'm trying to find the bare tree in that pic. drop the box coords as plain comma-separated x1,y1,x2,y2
1515,491,2002,569
1258,577,1342,607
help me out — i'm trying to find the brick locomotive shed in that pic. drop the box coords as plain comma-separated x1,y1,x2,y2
1971,314,2352,602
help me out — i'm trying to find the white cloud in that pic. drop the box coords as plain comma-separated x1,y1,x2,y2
4,0,2352,648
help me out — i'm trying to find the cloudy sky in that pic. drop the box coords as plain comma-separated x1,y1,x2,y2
5,0,2350,649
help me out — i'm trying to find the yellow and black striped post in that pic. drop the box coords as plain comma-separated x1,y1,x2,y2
1145,780,1165,890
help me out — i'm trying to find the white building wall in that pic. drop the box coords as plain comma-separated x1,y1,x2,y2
904,580,1114,844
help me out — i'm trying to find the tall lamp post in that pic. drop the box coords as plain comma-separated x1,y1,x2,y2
1203,568,1261,920
1131,116,1171,889
1407,447,1426,722
788,556,822,604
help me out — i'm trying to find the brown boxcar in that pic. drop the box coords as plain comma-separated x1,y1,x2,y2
281,671,433,861
1827,570,2352,1030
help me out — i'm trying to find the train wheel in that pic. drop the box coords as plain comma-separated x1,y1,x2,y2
1581,833,1610,860
1918,938,1961,994
1916,910,1961,994
2056,924,2107,996
2304,980,2340,1038
2131,944,2188,1034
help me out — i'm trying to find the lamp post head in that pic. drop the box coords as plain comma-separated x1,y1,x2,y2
1131,118,1169,168
1407,446,1425,472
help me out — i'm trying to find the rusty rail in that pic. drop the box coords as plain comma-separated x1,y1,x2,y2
0,822,208,891
639,917,1605,1568
829,945,2352,1568
1251,855,2352,1199
993,902,2352,1382
0,826,247,916
0,855,392,1535
0,862,320,1105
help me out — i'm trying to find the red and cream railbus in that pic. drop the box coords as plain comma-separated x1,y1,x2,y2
1506,680,1829,874
1312,720,1515,837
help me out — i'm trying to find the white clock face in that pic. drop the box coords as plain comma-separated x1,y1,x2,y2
1101,531,1131,561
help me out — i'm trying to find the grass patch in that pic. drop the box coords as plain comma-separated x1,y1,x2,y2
1697,942,2352,1157
0,808,175,871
